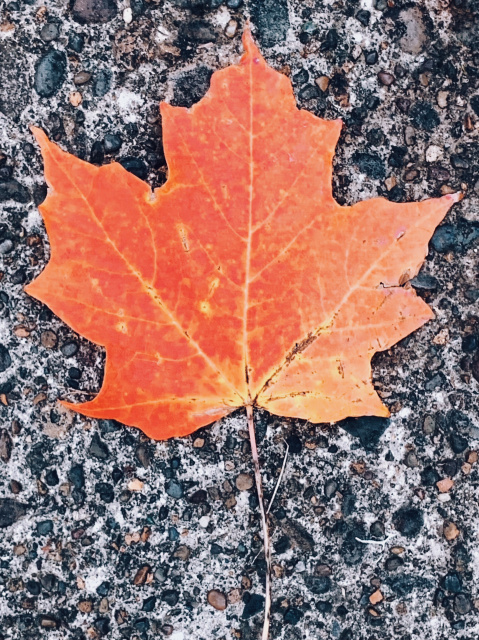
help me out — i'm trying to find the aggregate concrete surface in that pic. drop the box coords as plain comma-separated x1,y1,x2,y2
1,0,479,638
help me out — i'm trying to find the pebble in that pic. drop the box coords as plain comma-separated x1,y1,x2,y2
437,91,448,108
0,498,27,527
40,330,57,349
225,19,238,38
0,429,12,462
454,593,471,615
338,416,389,450
426,145,443,162
72,0,117,23
207,589,227,610
36,520,53,535
166,479,184,499
74,71,91,85
304,575,331,594
378,71,395,86
441,572,462,593
0,239,13,255
34,50,67,98
61,341,79,357
242,593,265,619
410,101,440,131
89,433,110,459
443,521,460,541
40,22,60,42
393,507,424,538
436,478,454,493
103,133,122,154
93,70,112,97
236,473,254,491
162,589,179,606
133,565,150,585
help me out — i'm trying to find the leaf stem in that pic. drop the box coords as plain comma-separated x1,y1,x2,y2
246,404,271,640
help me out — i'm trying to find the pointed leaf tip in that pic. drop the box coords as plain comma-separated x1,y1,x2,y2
241,28,264,65
30,125,49,149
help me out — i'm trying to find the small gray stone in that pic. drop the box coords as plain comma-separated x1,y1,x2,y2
165,479,184,499
72,0,117,23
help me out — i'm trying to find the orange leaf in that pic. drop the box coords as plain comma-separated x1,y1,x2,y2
27,30,459,439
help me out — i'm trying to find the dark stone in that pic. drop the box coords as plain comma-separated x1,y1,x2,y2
68,32,84,53
93,617,111,636
93,70,112,97
36,520,53,535
351,152,386,180
165,479,184,499
162,589,179,606
441,572,462,593
0,345,11,373
72,0,117,23
385,555,404,571
462,334,478,352
365,51,378,65
356,9,371,25
250,0,289,48
450,432,468,454
96,581,111,596
34,50,67,98
68,463,85,489
172,66,213,109
411,273,438,291
26,580,41,596
321,29,339,52
431,225,457,253
119,157,147,180
188,489,207,504
337,416,389,449
286,434,302,454
103,134,122,154
40,574,57,592
410,101,440,131
392,506,424,538
90,141,104,165
451,155,469,170
454,593,471,615
95,482,114,502
370,521,385,539
88,433,110,460
293,69,309,85
342,492,356,517
0,180,30,203
27,443,49,475
242,592,265,619
280,518,314,552
274,535,290,554
0,498,27,527
133,617,149,632
470,95,479,116
421,466,440,486
316,600,332,613
304,575,331,595
284,607,303,625
387,574,433,597
298,84,320,101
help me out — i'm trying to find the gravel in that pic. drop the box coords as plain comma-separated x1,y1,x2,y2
1,1,479,639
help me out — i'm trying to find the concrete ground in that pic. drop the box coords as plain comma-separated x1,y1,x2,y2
0,0,479,638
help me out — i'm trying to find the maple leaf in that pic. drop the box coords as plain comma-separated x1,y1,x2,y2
27,30,459,440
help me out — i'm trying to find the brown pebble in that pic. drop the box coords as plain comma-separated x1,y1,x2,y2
436,478,454,493
444,521,460,541
314,564,332,577
467,451,478,464
378,71,395,86
173,544,190,561
315,75,330,92
404,169,419,182
41,330,57,349
69,91,82,107
207,589,227,611
73,71,91,85
235,473,254,491
10,479,22,494
369,589,383,604
193,437,205,448
78,600,93,613
241,575,251,590
133,564,150,585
